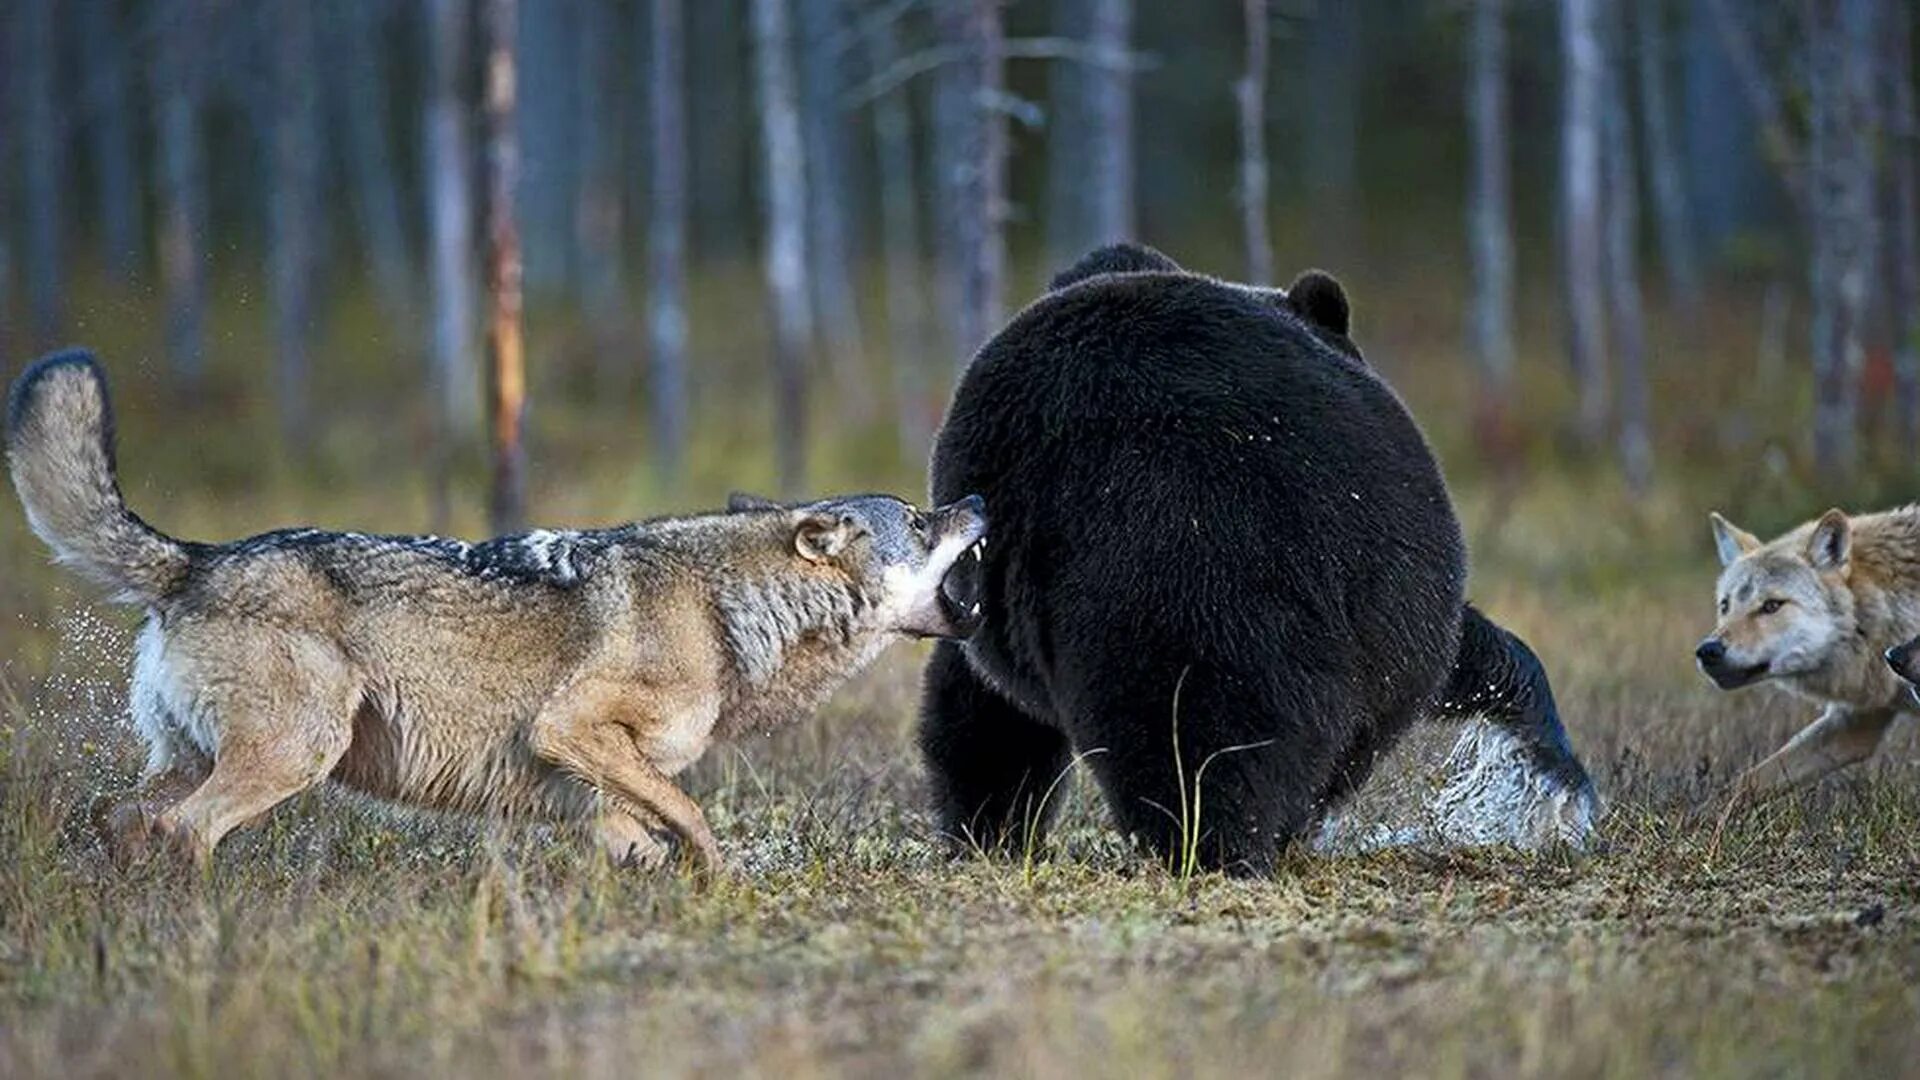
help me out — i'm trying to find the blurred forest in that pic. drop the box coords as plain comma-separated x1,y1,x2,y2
0,0,1914,531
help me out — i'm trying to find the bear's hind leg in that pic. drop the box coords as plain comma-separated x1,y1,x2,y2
918,641,1072,857
1068,664,1332,878
1428,606,1601,847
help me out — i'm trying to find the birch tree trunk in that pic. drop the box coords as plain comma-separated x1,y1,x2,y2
1886,0,1918,457
1604,1,1652,495
751,0,814,495
271,0,321,452
866,15,932,459
484,0,528,531
154,0,209,387
1807,0,1878,478
426,0,479,531
0,17,11,367
517,0,577,291
575,0,625,335
84,0,142,286
333,0,415,318
22,0,65,347
649,0,692,486
1304,0,1359,256
1467,0,1515,464
1237,0,1273,287
938,0,1008,366
1634,0,1700,308
798,0,865,380
1560,0,1610,448
1047,0,1135,266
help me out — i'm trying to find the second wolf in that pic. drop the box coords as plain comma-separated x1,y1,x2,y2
1698,506,1920,807
7,350,986,872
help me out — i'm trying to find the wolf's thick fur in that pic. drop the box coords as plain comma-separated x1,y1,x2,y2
1699,506,1920,807
8,351,985,871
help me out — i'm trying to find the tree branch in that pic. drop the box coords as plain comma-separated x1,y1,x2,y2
844,36,1153,109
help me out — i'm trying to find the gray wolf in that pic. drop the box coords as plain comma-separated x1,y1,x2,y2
1697,507,1920,808
7,350,986,873
918,243,1599,875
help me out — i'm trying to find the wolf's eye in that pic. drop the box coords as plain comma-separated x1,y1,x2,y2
1758,598,1786,615
1719,598,1729,616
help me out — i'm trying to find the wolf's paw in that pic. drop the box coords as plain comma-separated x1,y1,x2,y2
94,799,203,871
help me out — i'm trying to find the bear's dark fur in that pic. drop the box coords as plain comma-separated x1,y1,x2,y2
921,244,1595,874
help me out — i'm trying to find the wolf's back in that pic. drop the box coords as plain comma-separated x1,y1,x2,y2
7,350,188,603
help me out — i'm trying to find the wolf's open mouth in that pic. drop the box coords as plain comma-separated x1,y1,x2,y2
937,537,987,638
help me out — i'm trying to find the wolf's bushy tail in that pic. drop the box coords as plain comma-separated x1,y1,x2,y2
7,350,188,603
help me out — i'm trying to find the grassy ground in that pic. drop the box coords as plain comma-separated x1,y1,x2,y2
2,265,1919,1077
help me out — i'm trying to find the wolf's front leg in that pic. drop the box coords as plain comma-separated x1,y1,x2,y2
595,806,672,870
529,682,724,874
1732,703,1897,808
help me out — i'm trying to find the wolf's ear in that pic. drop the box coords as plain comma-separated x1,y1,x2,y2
793,512,860,562
1807,508,1851,570
1710,512,1761,567
728,492,785,513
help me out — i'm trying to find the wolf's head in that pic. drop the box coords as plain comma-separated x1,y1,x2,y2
728,492,988,639
1696,509,1855,691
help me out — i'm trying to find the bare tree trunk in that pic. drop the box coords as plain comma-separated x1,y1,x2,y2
1807,0,1878,478
22,0,65,347
1887,0,1919,457
1604,1,1653,495
333,0,415,318
0,17,12,369
271,0,321,452
427,0,479,529
1237,0,1273,287
517,0,577,292
751,0,813,495
153,0,209,388
865,16,931,460
1304,0,1359,257
576,0,625,341
83,0,142,286
1634,0,1700,307
1560,0,1609,448
484,0,528,531
1047,0,1135,266
1467,0,1515,465
649,0,691,487
797,0,865,388
939,0,1008,365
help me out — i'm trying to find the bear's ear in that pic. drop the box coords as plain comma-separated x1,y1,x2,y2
1047,243,1183,292
1283,270,1351,339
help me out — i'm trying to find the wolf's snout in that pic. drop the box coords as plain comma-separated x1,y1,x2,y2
932,495,988,638
1695,637,1767,690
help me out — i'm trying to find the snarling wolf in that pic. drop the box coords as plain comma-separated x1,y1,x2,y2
1697,507,1920,809
7,350,986,872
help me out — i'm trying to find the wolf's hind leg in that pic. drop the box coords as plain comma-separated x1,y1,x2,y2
97,750,211,865
1428,606,1600,847
153,637,360,865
